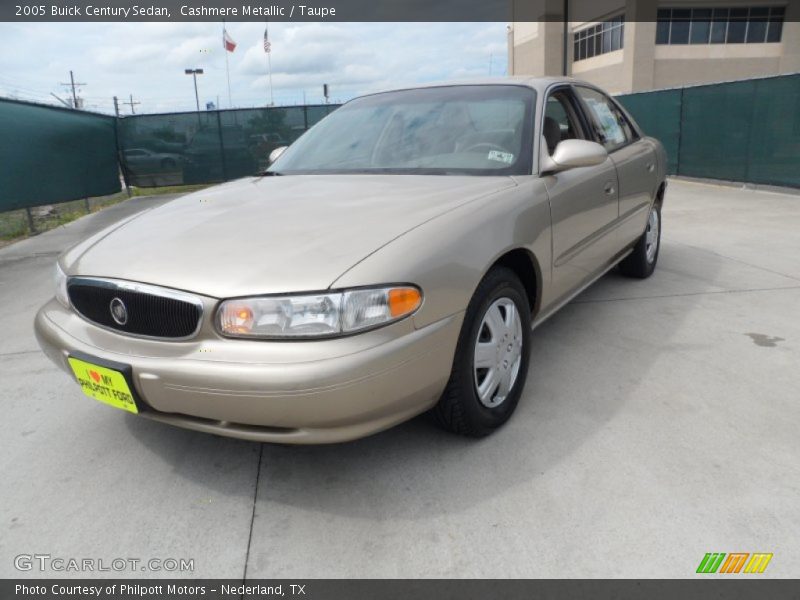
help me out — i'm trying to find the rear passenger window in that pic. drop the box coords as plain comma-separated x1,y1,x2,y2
575,87,636,152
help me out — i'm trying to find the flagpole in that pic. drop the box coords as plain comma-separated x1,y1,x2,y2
223,20,233,108
265,20,274,106
225,51,233,108
267,52,274,106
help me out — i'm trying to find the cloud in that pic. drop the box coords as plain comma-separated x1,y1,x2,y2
0,22,508,112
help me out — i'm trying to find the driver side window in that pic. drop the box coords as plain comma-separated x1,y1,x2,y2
543,91,586,156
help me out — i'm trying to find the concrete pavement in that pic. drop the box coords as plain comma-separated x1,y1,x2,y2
1,180,798,578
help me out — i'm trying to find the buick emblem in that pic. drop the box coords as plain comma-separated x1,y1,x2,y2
109,297,128,326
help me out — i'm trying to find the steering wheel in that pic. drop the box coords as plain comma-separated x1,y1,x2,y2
461,142,507,154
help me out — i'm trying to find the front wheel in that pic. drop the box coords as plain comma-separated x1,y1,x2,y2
433,266,531,437
619,203,661,278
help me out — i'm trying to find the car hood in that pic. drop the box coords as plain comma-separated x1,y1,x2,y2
65,174,516,298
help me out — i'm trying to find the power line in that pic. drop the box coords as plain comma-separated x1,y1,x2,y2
0,74,58,98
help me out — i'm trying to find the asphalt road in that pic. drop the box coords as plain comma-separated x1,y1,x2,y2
1,180,799,579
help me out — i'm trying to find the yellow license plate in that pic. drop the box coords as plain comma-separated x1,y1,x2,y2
67,357,138,414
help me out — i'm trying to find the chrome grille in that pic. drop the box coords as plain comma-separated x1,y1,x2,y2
67,278,203,339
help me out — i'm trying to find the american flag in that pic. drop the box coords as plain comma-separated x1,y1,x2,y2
263,25,271,53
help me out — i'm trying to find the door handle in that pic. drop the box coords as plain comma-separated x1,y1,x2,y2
646,163,655,173
604,182,616,195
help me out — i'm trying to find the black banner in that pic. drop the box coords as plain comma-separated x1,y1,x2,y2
6,0,797,23
3,580,800,600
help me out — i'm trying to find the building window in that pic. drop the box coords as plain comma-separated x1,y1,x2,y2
573,16,625,62
656,6,785,45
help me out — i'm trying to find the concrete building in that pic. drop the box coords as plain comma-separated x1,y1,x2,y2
508,0,800,94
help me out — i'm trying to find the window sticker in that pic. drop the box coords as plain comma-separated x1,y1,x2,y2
586,98,626,145
487,150,514,164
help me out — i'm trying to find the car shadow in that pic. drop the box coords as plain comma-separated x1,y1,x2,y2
125,241,716,518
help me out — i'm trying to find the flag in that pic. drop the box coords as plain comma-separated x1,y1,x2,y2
223,29,236,52
263,25,271,53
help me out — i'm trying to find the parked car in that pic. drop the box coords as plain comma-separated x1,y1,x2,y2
183,126,256,183
122,148,182,173
35,78,667,443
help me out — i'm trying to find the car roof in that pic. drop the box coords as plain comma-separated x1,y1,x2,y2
361,76,589,98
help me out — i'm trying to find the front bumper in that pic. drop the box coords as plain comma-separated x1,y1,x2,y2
34,298,462,444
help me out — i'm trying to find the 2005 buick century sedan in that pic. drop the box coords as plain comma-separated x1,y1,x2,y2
35,77,666,443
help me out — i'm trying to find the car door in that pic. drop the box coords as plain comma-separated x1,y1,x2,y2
574,86,658,250
540,86,620,307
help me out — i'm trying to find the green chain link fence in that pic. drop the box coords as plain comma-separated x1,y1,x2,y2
0,98,121,213
116,104,338,188
1,73,798,225
618,73,800,188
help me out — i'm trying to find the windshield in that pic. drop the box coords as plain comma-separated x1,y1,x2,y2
269,85,535,176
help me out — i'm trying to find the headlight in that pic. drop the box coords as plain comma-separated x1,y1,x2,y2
216,286,422,339
55,262,70,307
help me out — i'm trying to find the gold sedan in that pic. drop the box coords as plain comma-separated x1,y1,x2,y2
35,78,667,443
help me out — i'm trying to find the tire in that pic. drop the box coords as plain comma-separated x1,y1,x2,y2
433,266,532,437
619,202,661,279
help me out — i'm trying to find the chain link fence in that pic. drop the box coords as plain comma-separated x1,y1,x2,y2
0,98,122,213
116,105,338,188
2,74,798,240
618,73,800,188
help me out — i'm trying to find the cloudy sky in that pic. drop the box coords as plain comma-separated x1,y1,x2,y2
0,22,508,114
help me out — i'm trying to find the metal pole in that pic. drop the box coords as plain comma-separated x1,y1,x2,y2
129,94,136,115
113,96,120,117
112,110,133,197
50,92,71,108
676,88,685,176
193,73,200,112
83,198,91,213
225,47,233,108
223,19,233,108
267,52,274,106
562,0,569,76
25,207,37,235
69,70,78,108
216,110,228,181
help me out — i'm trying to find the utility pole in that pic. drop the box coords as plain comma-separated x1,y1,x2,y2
122,94,140,115
113,96,120,117
60,70,86,109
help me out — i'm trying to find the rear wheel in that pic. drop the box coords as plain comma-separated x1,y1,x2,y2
433,267,531,437
619,203,661,278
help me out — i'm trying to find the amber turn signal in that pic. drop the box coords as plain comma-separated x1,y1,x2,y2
388,287,422,317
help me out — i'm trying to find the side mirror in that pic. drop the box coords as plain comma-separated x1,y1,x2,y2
268,146,288,165
541,139,608,174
